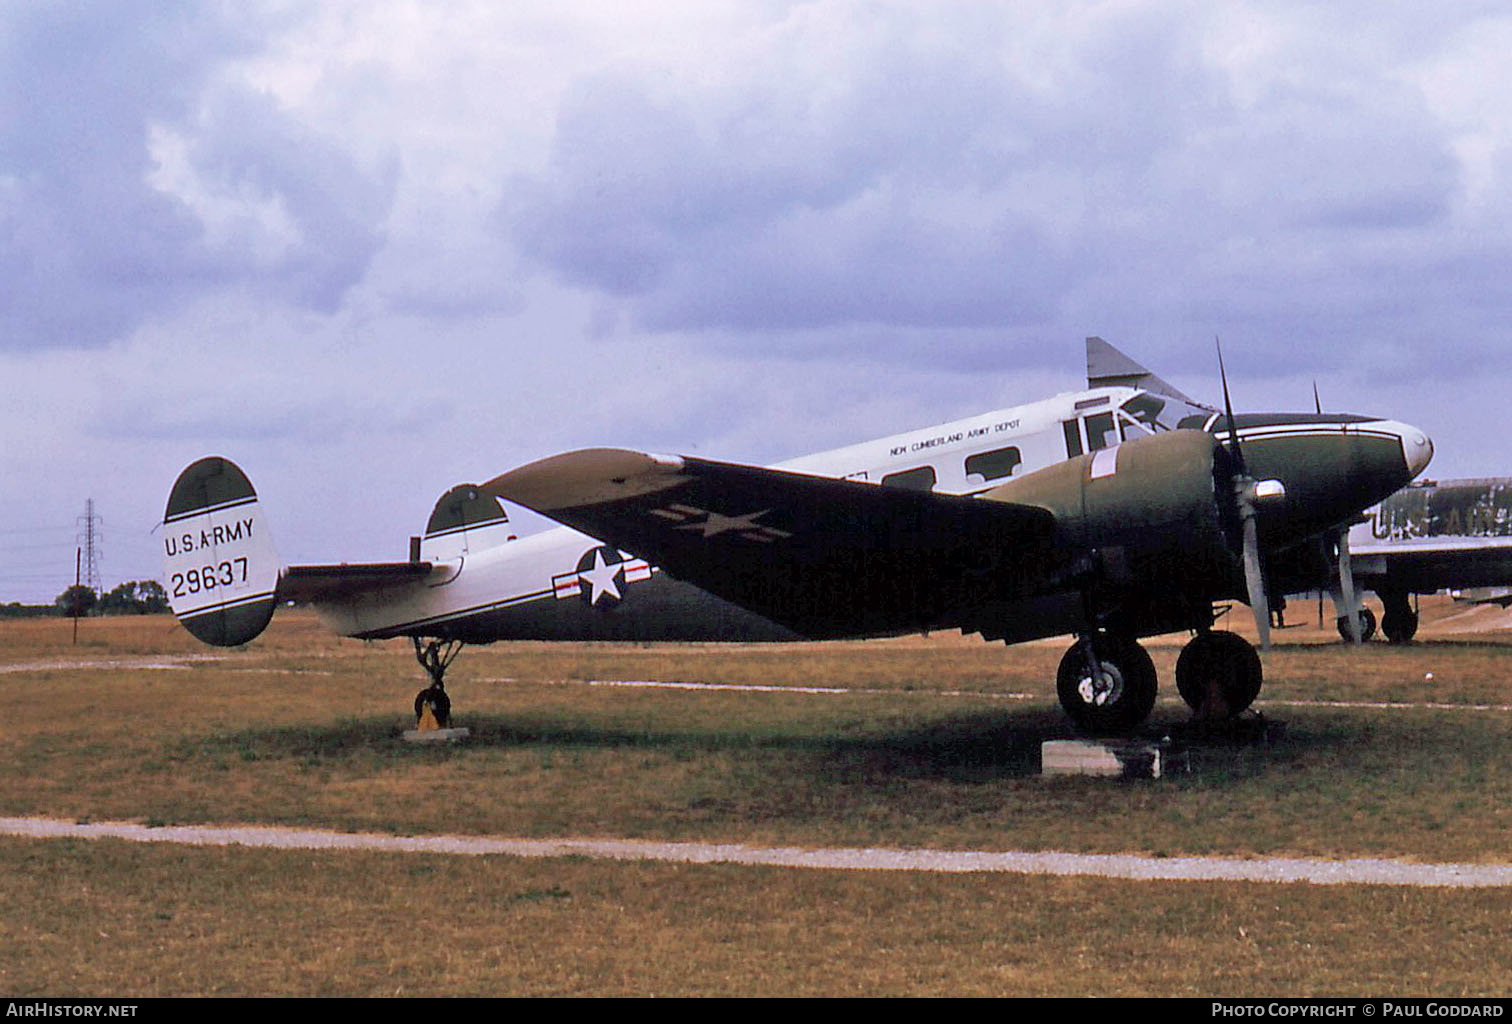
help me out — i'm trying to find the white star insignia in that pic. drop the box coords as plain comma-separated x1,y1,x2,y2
578,549,624,605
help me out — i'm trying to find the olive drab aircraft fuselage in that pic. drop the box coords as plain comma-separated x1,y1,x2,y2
164,348,1432,733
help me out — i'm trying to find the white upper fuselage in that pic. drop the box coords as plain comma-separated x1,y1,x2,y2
310,385,1173,638
309,385,1430,641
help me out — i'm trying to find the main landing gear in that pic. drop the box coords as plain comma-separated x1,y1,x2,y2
1381,591,1419,644
1056,633,1156,734
1333,593,1420,644
1335,607,1378,644
1056,628,1264,733
413,637,462,728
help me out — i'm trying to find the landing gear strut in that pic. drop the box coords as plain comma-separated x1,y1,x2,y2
1056,633,1157,734
413,637,463,728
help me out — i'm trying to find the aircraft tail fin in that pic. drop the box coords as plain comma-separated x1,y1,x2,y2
418,484,515,561
163,457,281,646
1086,336,1206,406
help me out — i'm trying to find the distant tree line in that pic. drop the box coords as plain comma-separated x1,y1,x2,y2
50,580,170,617
0,602,55,619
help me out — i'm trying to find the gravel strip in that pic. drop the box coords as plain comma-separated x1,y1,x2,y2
5,816,1510,888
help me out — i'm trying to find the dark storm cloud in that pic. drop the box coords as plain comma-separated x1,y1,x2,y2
499,3,1508,380
499,7,1241,339
0,3,394,351
503,12,1110,336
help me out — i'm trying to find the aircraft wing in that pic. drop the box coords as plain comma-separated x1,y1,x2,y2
1348,536,1512,595
277,562,435,605
1346,479,1512,596
484,449,1057,639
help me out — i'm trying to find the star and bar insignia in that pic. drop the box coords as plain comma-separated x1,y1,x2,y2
647,504,793,542
552,545,652,608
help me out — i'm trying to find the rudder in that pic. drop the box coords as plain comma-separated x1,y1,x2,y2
163,457,281,646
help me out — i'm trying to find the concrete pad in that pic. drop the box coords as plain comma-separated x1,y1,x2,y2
1042,739,1162,779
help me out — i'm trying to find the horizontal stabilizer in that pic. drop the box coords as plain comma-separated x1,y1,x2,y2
279,562,436,605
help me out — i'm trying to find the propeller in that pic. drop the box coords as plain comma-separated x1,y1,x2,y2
1217,340,1274,649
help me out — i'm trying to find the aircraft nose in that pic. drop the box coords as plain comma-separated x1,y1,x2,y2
1396,422,1434,479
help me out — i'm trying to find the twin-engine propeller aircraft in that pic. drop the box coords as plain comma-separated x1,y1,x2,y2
164,341,1432,733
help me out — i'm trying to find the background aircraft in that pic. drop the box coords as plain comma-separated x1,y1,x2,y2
165,343,1431,733
1334,478,1512,643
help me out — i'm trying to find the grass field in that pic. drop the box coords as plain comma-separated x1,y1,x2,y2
2,605,1511,996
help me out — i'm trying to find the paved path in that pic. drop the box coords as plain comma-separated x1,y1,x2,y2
5,816,1511,888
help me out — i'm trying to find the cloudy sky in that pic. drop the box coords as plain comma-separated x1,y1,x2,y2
4,0,1511,602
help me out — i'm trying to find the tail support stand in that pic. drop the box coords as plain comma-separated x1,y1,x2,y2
411,637,464,734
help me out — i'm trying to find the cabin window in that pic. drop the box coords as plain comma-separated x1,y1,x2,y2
965,446,1022,483
1085,412,1117,451
1063,420,1083,458
881,466,937,492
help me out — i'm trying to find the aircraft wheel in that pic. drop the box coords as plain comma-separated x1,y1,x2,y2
414,685,452,728
1381,594,1418,644
1336,606,1377,643
1175,630,1263,719
1056,634,1157,734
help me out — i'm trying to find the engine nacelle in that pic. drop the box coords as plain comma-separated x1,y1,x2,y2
982,429,1238,634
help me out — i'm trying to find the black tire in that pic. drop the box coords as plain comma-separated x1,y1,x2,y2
414,685,452,727
1381,594,1419,644
1175,630,1263,717
1056,634,1157,734
1336,606,1377,643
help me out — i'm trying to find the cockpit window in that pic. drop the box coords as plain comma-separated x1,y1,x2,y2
1120,392,1218,433
1085,411,1117,451
1121,394,1166,429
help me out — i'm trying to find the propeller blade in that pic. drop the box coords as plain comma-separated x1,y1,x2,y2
1218,339,1268,647
1216,337,1247,476
1337,528,1361,644
1241,499,1271,649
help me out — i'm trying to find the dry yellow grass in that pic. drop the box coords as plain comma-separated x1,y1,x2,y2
2,605,1511,996
3,837,1510,997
